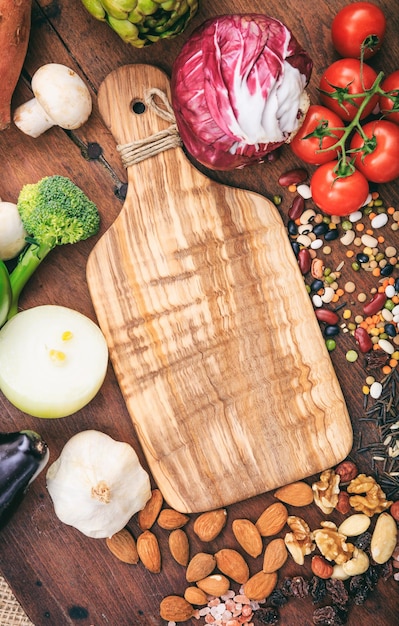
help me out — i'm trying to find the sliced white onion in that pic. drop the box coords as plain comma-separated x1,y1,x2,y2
0,305,108,418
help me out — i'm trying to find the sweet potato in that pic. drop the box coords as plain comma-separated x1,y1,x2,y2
0,0,31,130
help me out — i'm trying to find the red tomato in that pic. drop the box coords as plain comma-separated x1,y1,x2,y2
310,161,369,216
350,120,399,183
319,59,378,122
379,71,399,125
290,105,345,165
331,2,386,59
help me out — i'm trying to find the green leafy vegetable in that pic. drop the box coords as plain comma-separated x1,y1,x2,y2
8,175,100,320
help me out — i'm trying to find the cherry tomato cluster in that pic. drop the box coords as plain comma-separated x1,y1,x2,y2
290,2,399,216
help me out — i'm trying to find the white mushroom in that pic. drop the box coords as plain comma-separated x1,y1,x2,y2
13,63,92,137
0,200,28,261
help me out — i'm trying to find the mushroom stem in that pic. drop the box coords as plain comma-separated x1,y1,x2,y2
13,97,55,138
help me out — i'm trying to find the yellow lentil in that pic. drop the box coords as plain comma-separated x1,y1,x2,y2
343,309,352,319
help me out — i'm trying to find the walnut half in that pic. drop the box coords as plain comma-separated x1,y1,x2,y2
313,521,355,564
284,515,315,565
347,474,393,517
312,469,340,514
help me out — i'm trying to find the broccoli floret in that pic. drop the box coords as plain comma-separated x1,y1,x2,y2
7,175,100,320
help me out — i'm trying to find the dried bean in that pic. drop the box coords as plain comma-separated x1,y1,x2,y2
278,168,308,187
363,292,387,316
298,248,311,274
324,324,340,337
324,229,339,241
354,327,373,353
315,308,339,325
288,195,305,220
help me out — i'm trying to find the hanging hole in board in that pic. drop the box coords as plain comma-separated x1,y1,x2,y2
131,99,146,115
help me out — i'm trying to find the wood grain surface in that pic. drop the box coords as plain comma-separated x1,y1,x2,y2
0,1,398,625
87,64,352,513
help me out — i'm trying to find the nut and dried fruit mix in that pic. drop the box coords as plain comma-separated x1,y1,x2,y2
105,463,398,626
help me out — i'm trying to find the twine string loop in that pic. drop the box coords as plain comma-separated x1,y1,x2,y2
117,88,181,167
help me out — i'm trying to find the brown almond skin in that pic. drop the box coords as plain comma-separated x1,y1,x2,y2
196,574,230,597
311,555,334,579
243,571,278,601
232,518,263,558
169,529,190,566
186,552,216,582
184,586,208,606
255,502,288,537
215,548,249,584
262,538,288,573
157,508,190,530
274,481,314,507
137,530,161,573
193,509,227,542
106,528,139,564
137,489,163,530
159,595,194,622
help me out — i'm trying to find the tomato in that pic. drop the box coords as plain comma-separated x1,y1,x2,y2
379,70,399,125
331,2,386,59
290,105,345,165
350,119,399,183
310,161,369,216
319,59,378,122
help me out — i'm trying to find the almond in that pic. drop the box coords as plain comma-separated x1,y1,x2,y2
159,595,194,622
106,528,139,564
311,555,334,579
137,489,163,530
232,518,263,558
262,538,288,573
169,529,190,566
274,481,314,507
215,548,249,584
243,571,277,601
186,552,216,582
196,574,230,597
184,586,208,606
193,509,227,542
136,530,161,573
255,502,288,537
157,508,190,530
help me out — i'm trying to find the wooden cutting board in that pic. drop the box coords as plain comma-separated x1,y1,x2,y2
86,64,353,513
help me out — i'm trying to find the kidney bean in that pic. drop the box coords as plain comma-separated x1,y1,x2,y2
288,195,305,220
363,292,387,316
354,327,373,353
278,168,308,187
315,308,339,325
298,248,311,274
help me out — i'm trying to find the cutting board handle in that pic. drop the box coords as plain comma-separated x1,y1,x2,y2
98,64,181,168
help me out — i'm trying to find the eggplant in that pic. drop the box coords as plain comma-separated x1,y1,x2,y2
0,430,49,529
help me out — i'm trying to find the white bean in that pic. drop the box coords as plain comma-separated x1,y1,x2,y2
371,213,388,229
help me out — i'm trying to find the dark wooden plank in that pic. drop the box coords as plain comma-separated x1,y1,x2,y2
1,0,398,624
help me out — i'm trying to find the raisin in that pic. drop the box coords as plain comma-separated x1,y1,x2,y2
354,531,372,551
267,589,288,608
309,576,327,604
313,605,347,625
290,576,309,598
326,579,349,607
253,607,279,625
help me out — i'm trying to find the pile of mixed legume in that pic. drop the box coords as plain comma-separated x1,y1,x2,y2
276,174,399,401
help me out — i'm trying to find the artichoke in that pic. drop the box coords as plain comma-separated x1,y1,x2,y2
81,0,199,48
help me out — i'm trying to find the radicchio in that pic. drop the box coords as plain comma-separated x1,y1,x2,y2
171,14,313,170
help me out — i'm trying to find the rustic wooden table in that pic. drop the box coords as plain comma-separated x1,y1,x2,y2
0,1,398,624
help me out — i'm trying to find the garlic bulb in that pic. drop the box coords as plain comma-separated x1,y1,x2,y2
46,430,151,538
